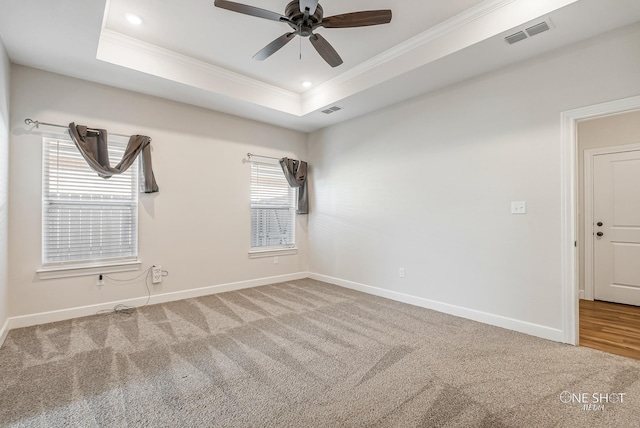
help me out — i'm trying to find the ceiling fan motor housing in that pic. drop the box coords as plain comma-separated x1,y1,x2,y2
286,1,323,36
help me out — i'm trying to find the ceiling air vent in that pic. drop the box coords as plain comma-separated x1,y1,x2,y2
526,21,550,37
321,106,342,115
504,18,553,45
505,31,527,45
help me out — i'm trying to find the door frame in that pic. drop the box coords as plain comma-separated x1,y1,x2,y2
560,95,640,345
583,144,640,301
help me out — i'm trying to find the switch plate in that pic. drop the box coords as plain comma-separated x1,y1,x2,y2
152,265,162,284
399,268,405,278
511,201,526,214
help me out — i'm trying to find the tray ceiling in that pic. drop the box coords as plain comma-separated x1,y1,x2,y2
1,0,639,131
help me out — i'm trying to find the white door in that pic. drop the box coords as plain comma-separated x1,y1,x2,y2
593,150,640,306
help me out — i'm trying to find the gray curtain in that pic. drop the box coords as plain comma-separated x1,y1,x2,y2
68,123,159,193
279,157,308,214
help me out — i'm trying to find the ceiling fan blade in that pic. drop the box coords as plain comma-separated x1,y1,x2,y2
214,0,287,22
321,10,392,28
309,33,343,68
253,32,297,61
299,0,319,15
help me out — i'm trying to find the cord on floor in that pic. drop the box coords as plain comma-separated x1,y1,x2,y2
95,267,156,316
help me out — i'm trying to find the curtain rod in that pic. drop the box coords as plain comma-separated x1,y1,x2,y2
24,118,141,140
247,153,281,161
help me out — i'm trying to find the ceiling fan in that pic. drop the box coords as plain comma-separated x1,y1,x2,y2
213,0,392,67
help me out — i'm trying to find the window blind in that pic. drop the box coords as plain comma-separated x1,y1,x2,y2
250,162,295,249
42,137,139,266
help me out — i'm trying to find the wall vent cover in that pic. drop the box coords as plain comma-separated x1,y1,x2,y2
321,106,342,114
504,18,553,45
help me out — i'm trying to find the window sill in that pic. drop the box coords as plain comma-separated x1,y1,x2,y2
248,248,298,259
37,260,142,280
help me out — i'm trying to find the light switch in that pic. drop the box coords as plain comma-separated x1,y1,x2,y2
511,201,526,214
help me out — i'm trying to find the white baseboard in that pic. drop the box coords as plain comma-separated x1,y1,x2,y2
0,317,9,348
1,271,566,348
4,272,308,337
309,273,565,343
579,290,585,300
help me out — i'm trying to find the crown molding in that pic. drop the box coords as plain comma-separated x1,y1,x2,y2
97,0,580,118
97,29,302,115
302,0,518,102
299,0,579,114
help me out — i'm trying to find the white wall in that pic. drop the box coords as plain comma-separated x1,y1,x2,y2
308,23,640,339
8,65,308,318
0,37,9,335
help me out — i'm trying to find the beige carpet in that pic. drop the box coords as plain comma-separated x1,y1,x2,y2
1,278,639,427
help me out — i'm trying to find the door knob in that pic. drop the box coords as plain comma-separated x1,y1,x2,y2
597,222,603,227
596,231,604,237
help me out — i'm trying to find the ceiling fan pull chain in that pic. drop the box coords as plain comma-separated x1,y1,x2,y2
299,35,302,60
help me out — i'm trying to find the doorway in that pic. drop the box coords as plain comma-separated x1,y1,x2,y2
576,109,640,358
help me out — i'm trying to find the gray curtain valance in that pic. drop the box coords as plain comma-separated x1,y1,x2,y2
68,123,159,193
279,157,308,214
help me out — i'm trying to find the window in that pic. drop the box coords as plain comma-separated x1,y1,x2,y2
250,162,295,251
42,137,139,268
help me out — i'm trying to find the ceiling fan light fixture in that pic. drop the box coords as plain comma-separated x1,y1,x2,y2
125,13,143,25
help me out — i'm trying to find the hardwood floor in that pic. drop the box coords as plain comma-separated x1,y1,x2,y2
579,299,640,360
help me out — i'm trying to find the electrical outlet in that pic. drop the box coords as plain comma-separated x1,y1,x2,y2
97,274,104,286
399,268,405,278
152,265,162,284
274,256,279,264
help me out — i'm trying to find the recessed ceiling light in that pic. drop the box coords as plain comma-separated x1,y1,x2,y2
125,13,143,25
302,81,313,88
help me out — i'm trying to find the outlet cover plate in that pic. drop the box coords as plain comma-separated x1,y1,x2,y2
152,266,162,284
511,201,526,214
